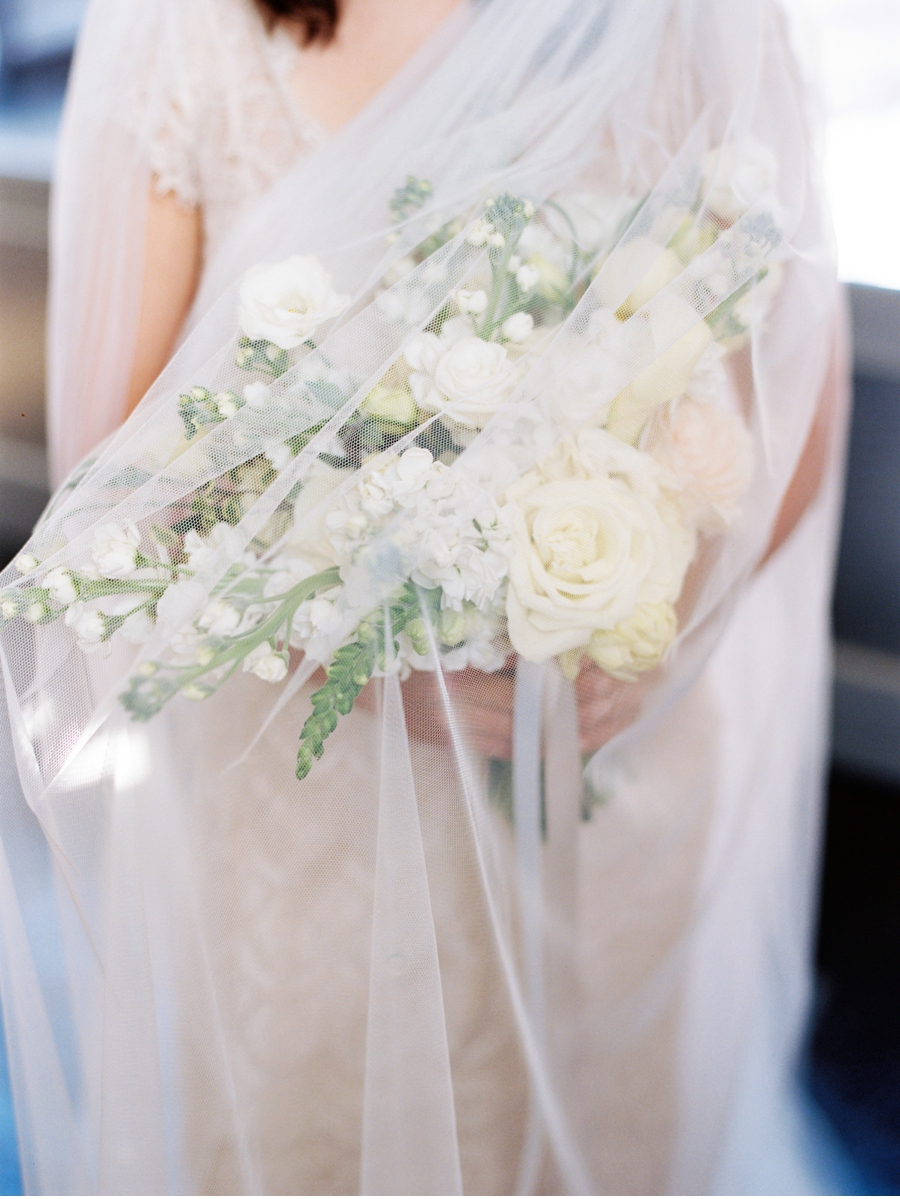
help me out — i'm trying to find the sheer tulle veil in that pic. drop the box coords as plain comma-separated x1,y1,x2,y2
2,0,845,1192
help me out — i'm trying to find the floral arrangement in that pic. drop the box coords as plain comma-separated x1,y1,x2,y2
2,140,780,779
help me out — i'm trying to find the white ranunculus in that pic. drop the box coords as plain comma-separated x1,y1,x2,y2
432,337,515,427
702,139,778,223
361,384,417,425
242,641,289,683
644,397,754,532
91,521,142,578
587,600,677,680
65,603,106,650
504,429,694,662
198,598,242,637
501,312,534,343
42,567,78,606
239,255,351,349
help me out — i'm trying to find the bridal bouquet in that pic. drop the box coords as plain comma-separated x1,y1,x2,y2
3,141,780,779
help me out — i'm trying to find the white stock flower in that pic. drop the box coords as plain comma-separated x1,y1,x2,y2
515,263,540,292
121,608,154,645
65,603,106,650
14,553,38,575
644,397,754,532
198,598,242,637
455,289,488,315
214,391,240,418
42,567,77,606
501,312,534,343
239,255,351,349
290,596,344,648
504,428,694,662
243,381,271,409
183,523,243,574
242,641,288,683
264,440,293,472
702,139,778,223
587,600,677,680
91,521,142,578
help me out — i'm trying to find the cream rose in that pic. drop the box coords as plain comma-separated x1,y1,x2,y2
504,431,694,662
644,397,754,532
587,600,677,681
239,255,351,349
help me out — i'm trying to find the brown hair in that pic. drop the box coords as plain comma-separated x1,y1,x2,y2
255,0,340,46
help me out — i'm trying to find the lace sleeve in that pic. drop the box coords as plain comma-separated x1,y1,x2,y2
148,100,201,208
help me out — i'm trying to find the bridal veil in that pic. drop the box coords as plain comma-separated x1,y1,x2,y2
1,0,846,1192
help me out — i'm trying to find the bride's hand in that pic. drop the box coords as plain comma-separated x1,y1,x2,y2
356,657,645,759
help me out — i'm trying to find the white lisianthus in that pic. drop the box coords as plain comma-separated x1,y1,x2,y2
238,255,351,349
65,603,106,650
25,602,48,623
644,397,754,532
198,598,242,637
504,428,694,662
290,596,344,649
14,553,38,575
455,289,488,315
42,567,78,606
91,521,142,578
501,312,534,343
702,138,778,222
242,641,289,683
587,600,677,680
431,337,515,427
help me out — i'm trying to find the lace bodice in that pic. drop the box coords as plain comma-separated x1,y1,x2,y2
147,0,327,258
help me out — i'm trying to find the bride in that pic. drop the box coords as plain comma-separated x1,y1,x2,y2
0,0,846,1193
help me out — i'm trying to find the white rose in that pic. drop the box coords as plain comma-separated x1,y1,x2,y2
587,600,677,680
702,139,778,223
91,521,142,578
501,312,534,343
432,337,515,427
504,432,694,662
42,567,78,606
242,641,289,683
65,602,106,650
198,598,242,637
644,397,754,532
239,255,351,349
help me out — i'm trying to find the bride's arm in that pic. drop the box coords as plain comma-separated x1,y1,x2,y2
124,186,202,418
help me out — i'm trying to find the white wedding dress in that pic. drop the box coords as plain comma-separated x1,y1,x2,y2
102,3,845,1193
3,1,846,1193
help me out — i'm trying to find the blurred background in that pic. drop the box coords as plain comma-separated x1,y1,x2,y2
0,0,898,1193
